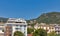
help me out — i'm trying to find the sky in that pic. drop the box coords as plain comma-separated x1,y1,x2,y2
0,0,60,20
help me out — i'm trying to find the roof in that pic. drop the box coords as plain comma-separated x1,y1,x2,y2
6,18,27,24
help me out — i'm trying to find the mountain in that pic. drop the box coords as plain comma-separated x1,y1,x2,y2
0,17,8,23
27,12,60,24
0,12,60,24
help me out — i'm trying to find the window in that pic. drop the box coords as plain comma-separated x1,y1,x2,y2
24,28,26,30
24,32,25,33
20,25,22,27
7,21,14,23
15,28,19,30
16,25,18,26
16,25,18,28
24,25,26,27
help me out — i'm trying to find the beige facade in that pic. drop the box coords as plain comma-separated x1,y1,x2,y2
34,23,55,33
40,25,55,33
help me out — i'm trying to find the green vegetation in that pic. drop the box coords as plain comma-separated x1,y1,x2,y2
47,31,57,36
27,28,60,36
32,29,47,36
56,34,60,36
14,31,24,36
0,17,8,23
27,28,34,34
27,12,60,24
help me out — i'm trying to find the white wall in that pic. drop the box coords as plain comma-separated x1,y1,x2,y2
0,29,4,33
12,25,27,36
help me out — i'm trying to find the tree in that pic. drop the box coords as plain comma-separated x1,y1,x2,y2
33,29,47,36
27,28,34,34
47,31,57,36
2,29,4,32
14,31,24,36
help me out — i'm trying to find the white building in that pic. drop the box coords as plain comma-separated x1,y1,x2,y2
0,18,27,36
55,24,60,34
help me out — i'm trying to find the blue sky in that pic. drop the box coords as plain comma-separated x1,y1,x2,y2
0,0,60,20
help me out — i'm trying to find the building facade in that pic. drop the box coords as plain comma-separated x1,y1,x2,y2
54,24,60,34
34,23,55,33
0,18,27,36
40,24,55,33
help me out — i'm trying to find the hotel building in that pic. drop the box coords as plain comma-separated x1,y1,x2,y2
0,18,27,36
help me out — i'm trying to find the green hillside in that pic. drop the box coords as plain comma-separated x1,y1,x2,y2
27,12,60,24
0,17,8,23
0,12,60,24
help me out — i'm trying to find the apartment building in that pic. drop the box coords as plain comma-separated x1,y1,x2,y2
0,18,27,36
54,24,60,34
34,23,60,34
34,23,55,33
39,24,55,33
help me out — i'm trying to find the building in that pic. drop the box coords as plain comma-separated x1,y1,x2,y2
49,24,60,34
0,18,27,36
34,23,55,33
54,24,60,34
39,24,55,33
34,23,40,29
28,22,60,34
